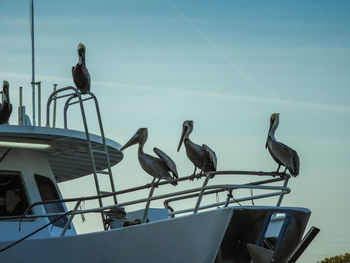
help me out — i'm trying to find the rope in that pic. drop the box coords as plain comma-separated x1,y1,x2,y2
80,200,86,223
250,189,255,206
1,212,70,253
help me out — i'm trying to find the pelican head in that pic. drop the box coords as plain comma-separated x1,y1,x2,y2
77,43,86,64
2,80,9,102
177,120,193,152
77,43,86,55
120,128,148,151
266,113,280,148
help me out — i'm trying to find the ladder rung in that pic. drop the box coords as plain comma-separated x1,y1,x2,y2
92,149,108,154
96,170,110,175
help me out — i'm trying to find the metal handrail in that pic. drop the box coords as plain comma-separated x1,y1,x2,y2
163,175,287,211
14,170,287,220
46,86,79,127
1,170,290,226
169,187,290,216
0,183,290,223
63,94,94,129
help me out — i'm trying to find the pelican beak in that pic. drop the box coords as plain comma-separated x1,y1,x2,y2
266,113,279,148
266,118,274,148
120,132,139,151
177,126,187,152
2,81,9,103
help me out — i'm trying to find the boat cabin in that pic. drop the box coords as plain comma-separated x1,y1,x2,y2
0,124,122,241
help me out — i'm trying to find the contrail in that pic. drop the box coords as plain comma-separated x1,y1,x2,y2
164,0,276,98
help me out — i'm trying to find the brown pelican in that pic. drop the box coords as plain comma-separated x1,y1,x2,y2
177,120,217,179
121,128,178,186
72,43,90,94
0,81,12,125
266,113,300,176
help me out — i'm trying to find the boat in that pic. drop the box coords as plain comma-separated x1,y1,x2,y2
0,85,319,263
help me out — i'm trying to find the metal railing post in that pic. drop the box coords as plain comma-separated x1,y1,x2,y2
194,174,212,213
276,175,290,206
36,81,41,126
142,185,156,223
61,199,82,237
18,87,25,126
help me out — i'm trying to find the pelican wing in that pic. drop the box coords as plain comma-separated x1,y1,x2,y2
272,141,300,176
153,147,178,178
72,64,90,93
202,144,217,170
83,67,91,91
279,142,299,176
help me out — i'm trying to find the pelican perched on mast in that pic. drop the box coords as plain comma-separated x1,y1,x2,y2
72,43,91,94
121,128,178,186
0,81,12,125
177,120,217,179
266,113,300,176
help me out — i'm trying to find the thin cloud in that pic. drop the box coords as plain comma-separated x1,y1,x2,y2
96,78,350,114
1,71,349,114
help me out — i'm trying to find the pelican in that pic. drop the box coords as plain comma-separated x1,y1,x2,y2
266,113,300,176
72,43,91,94
121,128,178,186
177,120,217,179
0,81,12,125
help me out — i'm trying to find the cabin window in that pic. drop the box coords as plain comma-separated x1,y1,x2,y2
35,174,68,228
0,171,30,217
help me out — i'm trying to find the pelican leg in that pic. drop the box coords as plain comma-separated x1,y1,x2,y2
197,170,203,180
283,167,287,175
190,167,197,181
276,164,281,173
149,177,156,188
151,178,160,188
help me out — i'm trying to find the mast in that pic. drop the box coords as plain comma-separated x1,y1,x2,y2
30,0,36,126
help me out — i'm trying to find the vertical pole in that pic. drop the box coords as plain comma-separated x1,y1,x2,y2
30,0,36,126
18,87,23,125
36,81,41,126
19,87,23,107
53,84,57,128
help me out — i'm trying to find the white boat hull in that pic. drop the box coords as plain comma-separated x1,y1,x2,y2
0,208,233,263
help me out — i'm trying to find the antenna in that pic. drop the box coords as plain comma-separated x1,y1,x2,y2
30,0,36,126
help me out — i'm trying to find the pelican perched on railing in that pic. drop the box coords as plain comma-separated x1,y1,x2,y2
266,113,300,177
177,120,217,179
0,81,12,125
72,43,90,94
121,128,178,186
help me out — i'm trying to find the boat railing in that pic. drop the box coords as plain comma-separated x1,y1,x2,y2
0,170,290,230
0,170,291,253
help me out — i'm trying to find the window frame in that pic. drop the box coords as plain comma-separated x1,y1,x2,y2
0,170,33,220
34,174,68,228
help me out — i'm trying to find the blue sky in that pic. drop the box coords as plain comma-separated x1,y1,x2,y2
1,0,350,261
